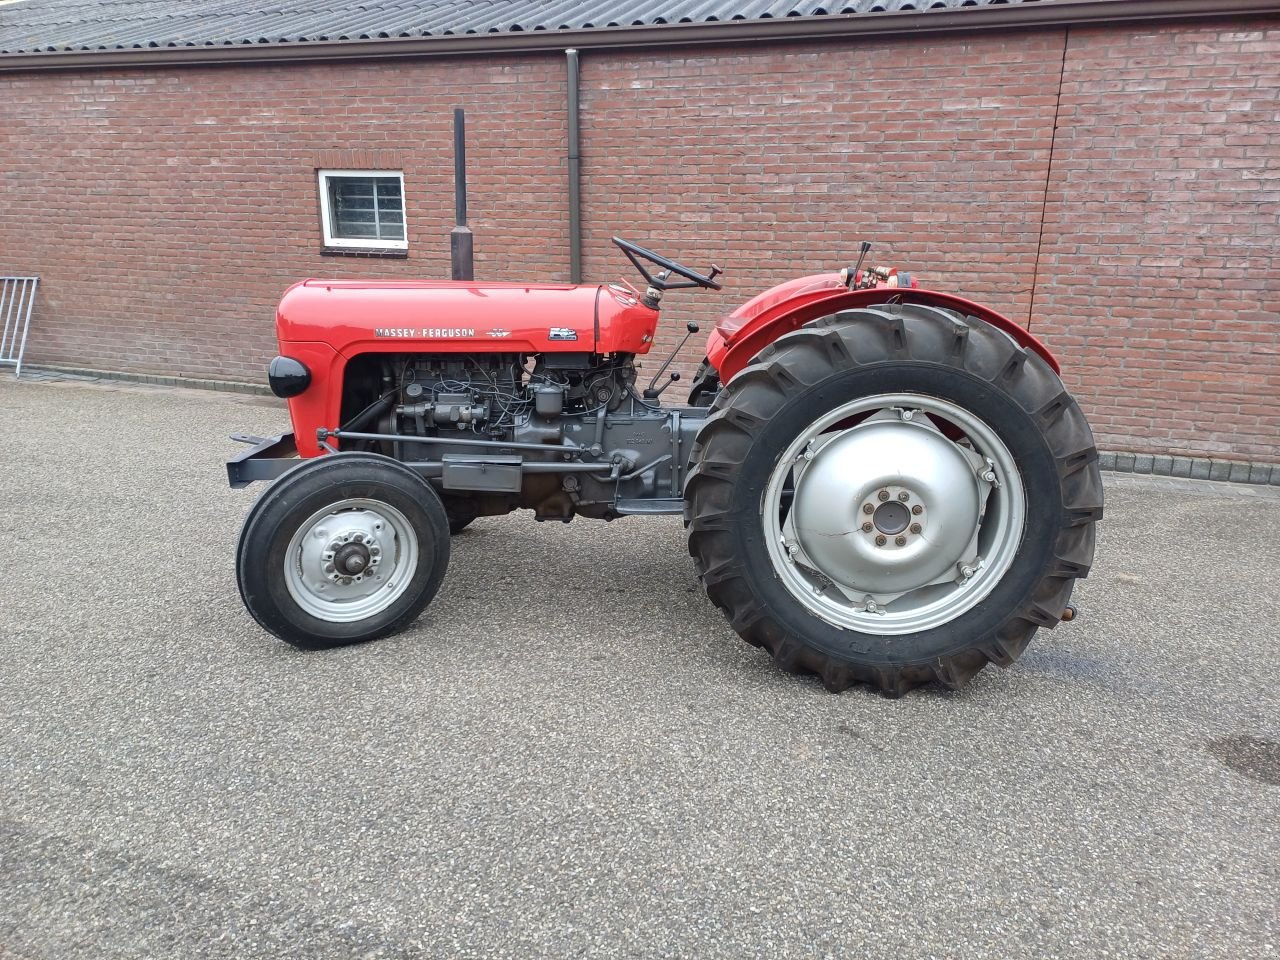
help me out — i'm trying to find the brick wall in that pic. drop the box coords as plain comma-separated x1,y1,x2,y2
0,55,570,381
1033,21,1280,462
0,17,1276,460
577,31,1065,397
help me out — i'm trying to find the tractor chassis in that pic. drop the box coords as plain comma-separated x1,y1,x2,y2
227,407,710,518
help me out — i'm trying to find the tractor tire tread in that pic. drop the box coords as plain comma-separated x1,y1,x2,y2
684,303,1103,696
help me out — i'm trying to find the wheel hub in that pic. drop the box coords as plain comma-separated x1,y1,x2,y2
333,541,372,575
872,499,911,535
317,526,384,585
790,419,982,596
284,499,416,623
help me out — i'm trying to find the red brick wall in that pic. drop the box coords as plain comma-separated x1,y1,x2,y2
1033,21,1280,462
1,18,1277,461
0,55,570,381
577,31,1066,396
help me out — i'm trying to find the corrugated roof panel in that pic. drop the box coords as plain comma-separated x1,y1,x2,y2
0,0,1048,55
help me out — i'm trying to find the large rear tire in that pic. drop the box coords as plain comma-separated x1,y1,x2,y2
237,453,450,649
684,303,1102,696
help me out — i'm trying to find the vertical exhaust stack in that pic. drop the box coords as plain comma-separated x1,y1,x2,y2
566,49,582,284
450,107,474,282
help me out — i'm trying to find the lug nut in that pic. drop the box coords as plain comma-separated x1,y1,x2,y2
910,523,922,534
862,503,874,515
862,522,874,532
875,535,886,546
912,504,923,515
878,489,890,502
895,535,906,546
897,492,910,502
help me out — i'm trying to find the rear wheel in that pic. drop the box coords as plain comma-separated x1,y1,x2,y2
684,303,1102,696
237,453,450,648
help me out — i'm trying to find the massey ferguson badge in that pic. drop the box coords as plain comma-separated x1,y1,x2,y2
375,327,476,338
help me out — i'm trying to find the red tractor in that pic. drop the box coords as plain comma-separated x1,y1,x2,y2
228,238,1102,696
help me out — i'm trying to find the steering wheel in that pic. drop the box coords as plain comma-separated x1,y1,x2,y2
612,236,723,291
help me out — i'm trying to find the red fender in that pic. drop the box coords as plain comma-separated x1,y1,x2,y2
704,273,1058,383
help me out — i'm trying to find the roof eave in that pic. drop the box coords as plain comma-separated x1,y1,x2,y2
1,0,1278,72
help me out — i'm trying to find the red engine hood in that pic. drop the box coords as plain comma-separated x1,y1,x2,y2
283,279,607,353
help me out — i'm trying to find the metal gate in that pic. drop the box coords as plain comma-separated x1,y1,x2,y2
0,276,39,377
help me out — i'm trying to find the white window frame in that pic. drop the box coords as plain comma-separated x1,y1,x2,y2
317,169,408,250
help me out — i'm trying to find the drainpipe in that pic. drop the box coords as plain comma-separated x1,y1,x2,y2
566,48,582,284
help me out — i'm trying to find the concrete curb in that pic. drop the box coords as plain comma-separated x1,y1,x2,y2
17,364,272,396
1097,451,1280,487
14,364,1280,486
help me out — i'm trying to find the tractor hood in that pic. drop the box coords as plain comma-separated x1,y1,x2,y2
281,277,619,353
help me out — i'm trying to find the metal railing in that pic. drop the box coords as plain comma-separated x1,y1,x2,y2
0,276,39,377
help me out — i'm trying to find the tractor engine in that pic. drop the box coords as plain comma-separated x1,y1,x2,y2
347,352,687,521
387,353,638,440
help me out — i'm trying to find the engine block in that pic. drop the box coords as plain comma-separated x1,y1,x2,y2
370,352,702,520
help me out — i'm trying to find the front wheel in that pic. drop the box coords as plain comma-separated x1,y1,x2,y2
236,453,450,648
684,303,1102,696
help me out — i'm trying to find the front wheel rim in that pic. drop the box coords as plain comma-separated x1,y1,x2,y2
284,498,419,622
762,392,1026,636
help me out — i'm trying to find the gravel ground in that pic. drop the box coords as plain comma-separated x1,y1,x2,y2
1,375,1277,960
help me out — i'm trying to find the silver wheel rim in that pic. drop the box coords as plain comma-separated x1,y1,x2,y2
762,392,1026,635
284,498,419,623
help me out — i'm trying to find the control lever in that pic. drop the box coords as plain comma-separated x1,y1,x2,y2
840,241,873,289
648,371,681,399
643,321,700,400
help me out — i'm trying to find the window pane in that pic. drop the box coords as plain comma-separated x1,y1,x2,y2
375,178,404,240
326,174,405,243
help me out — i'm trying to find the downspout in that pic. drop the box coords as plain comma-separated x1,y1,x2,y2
566,48,583,284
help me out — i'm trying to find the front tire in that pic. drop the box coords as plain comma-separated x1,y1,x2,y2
236,453,450,649
684,303,1102,696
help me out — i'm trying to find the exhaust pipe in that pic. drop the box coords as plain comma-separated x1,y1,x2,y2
450,107,474,281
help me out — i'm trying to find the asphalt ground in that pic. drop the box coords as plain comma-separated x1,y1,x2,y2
1,375,1277,960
